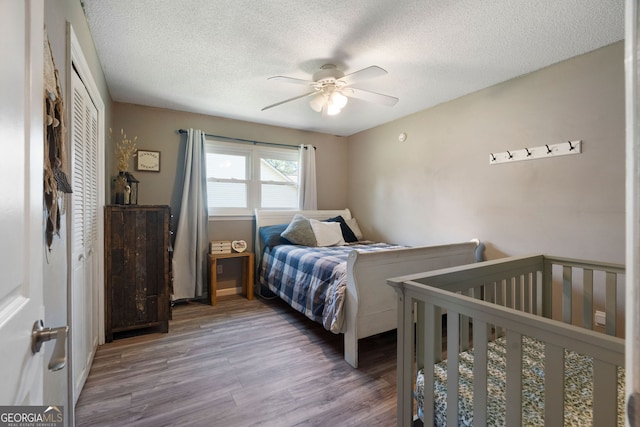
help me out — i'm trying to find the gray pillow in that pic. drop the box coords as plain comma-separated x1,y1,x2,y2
280,214,317,246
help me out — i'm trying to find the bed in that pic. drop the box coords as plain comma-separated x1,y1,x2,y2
388,254,626,426
254,208,484,368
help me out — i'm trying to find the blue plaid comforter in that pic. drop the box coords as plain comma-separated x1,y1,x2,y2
259,242,403,333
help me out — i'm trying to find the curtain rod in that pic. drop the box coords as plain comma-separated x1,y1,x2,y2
176,129,314,150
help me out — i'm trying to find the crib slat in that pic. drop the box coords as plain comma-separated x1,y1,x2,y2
495,281,504,337
472,318,488,426
505,330,522,426
434,306,443,363
605,272,617,336
531,270,539,315
592,359,618,426
483,282,499,339
583,269,594,330
515,275,522,311
542,263,553,318
523,273,531,313
483,281,495,305
460,290,471,351
563,266,572,324
544,342,564,425
416,301,424,368
423,302,436,423
446,312,460,427
396,292,414,427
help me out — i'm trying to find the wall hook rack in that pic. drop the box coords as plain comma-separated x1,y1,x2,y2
489,140,582,165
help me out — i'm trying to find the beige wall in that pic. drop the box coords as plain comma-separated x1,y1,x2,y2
347,41,625,264
110,103,348,211
111,42,624,291
110,104,349,288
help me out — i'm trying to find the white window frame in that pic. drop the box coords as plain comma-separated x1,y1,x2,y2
205,138,300,216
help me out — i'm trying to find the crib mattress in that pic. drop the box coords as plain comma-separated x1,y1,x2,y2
415,336,625,426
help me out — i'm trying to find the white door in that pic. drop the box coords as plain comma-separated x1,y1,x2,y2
69,69,99,403
626,1,640,425
0,0,46,404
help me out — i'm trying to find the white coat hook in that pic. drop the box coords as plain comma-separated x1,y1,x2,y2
489,140,582,165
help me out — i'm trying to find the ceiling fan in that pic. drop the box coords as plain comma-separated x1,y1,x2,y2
261,64,399,116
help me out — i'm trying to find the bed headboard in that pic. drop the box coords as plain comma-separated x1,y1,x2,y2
253,208,352,270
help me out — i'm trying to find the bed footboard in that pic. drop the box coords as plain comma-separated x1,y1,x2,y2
343,240,482,368
388,255,625,426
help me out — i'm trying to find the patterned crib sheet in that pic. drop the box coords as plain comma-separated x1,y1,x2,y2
415,336,625,426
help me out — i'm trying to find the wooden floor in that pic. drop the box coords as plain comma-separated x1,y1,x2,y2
75,295,399,426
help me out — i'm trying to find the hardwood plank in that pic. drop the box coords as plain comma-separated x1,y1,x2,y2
76,296,398,426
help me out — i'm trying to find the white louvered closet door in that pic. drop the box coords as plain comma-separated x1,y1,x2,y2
70,69,99,404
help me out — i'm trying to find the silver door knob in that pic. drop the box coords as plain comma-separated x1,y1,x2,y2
31,320,68,371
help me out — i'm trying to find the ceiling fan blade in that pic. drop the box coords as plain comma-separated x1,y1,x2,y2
343,87,398,107
340,66,388,85
261,91,317,111
267,76,314,86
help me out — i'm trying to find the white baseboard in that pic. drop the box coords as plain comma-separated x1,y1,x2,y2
216,287,242,297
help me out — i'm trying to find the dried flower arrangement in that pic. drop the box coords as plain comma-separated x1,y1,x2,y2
111,128,138,172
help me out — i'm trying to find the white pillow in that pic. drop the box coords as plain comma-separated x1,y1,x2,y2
346,218,364,241
309,219,345,247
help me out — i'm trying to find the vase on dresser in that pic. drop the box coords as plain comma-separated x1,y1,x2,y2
114,171,128,204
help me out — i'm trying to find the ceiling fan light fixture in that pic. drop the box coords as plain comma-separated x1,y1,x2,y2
326,103,342,116
263,63,397,116
330,91,348,109
309,90,347,115
309,93,325,112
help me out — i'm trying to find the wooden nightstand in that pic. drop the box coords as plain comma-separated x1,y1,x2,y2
208,252,254,305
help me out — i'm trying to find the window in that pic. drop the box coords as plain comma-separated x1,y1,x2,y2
205,138,299,215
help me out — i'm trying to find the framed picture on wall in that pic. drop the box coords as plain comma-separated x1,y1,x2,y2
136,150,160,172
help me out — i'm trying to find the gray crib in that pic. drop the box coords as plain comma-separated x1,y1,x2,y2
388,254,625,426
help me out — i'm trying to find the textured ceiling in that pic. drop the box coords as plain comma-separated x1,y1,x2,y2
81,0,624,137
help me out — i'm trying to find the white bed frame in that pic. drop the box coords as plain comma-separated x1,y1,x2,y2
389,255,626,426
254,208,483,368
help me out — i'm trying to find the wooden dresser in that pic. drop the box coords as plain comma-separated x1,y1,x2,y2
104,205,171,342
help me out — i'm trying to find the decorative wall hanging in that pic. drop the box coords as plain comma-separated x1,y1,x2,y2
489,140,582,165
44,31,72,251
136,150,160,172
